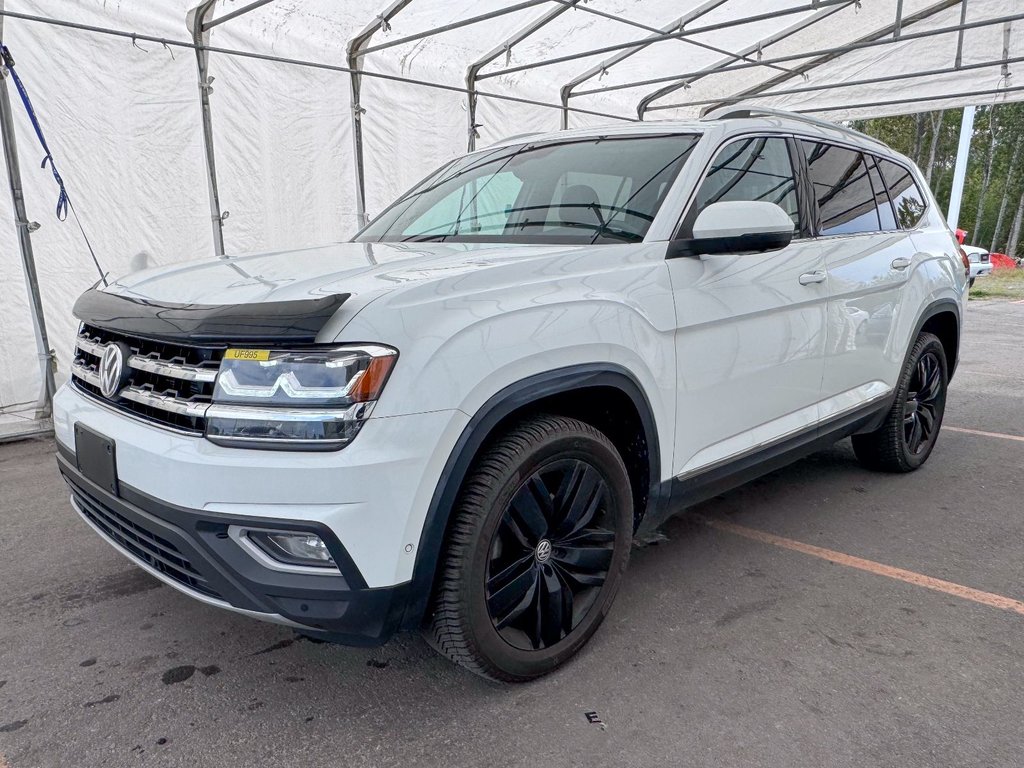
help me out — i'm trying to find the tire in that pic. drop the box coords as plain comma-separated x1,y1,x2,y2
851,331,948,473
426,414,633,682
969,277,976,288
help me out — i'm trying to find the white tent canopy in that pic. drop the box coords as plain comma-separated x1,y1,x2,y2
0,0,1020,438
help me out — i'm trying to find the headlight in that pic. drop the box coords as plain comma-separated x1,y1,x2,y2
205,344,397,450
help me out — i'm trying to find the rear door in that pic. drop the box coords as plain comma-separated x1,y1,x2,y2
665,134,828,477
801,141,913,417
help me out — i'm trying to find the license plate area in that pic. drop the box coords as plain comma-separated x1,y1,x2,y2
74,423,119,496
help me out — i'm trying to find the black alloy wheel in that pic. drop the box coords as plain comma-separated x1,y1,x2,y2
903,350,943,456
852,331,948,473
485,458,615,651
428,414,633,682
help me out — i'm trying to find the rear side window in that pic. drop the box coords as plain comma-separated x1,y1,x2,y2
690,136,799,228
801,141,879,236
866,157,898,231
877,159,927,229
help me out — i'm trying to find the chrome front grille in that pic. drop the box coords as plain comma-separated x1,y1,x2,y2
71,325,223,434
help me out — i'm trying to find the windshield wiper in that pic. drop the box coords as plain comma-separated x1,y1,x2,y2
401,233,451,243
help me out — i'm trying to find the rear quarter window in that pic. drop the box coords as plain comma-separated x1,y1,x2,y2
877,159,928,229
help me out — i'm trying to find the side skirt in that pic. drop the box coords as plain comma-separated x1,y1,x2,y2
637,395,892,534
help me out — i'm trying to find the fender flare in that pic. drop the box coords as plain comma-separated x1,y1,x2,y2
908,297,961,380
399,363,662,629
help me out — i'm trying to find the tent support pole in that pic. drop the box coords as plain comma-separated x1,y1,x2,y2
648,55,1024,112
347,0,412,228
559,0,731,126
0,6,56,421
638,0,859,118
479,0,854,82
187,1,226,256
581,2,1005,100
467,2,576,150
954,0,969,68
947,105,975,231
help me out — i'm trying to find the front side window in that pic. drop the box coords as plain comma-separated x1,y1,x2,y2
801,141,880,236
689,136,799,229
877,158,927,229
357,134,700,245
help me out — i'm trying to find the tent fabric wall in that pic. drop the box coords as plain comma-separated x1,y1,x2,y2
0,0,1020,438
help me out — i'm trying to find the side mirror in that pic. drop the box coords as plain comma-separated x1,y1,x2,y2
667,200,795,258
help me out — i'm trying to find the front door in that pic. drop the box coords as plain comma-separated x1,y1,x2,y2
666,135,828,477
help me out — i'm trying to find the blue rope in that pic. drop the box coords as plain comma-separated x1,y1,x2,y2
2,43,68,220
1,43,106,284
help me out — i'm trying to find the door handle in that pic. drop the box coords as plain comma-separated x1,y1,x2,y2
798,270,826,285
891,256,912,270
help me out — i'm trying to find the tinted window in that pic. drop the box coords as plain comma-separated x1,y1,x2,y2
866,157,898,230
877,159,927,229
801,141,879,236
357,135,700,245
691,137,799,228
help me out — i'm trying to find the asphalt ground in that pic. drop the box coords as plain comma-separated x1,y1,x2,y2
1,298,1022,768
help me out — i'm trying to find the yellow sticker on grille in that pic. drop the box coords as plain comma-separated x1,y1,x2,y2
224,348,271,361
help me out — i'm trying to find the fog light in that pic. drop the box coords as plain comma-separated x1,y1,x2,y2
246,530,336,568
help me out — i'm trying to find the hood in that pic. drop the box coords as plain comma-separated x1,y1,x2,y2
107,241,583,305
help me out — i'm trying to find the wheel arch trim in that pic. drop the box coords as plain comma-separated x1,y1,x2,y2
399,363,661,629
911,297,961,380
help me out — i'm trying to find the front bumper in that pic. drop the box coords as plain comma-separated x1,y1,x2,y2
57,445,408,645
53,383,469,588
970,263,993,278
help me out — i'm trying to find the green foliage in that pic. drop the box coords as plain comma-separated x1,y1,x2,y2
851,104,1024,254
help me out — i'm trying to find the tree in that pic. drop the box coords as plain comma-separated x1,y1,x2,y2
990,135,1022,251
854,103,1024,251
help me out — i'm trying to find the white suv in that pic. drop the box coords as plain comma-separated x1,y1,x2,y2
55,106,967,681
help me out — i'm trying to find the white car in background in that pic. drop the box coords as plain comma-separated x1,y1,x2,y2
963,245,993,287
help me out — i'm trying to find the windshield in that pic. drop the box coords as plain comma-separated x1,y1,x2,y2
355,134,700,245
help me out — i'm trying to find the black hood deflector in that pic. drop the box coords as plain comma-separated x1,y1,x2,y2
72,289,350,344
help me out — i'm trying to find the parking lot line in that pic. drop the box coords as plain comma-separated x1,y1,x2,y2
944,425,1024,443
703,517,1024,617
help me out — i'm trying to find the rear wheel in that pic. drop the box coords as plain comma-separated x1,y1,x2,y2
852,332,948,472
427,415,632,682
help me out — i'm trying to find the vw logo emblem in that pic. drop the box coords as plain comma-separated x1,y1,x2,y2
99,343,127,399
535,539,553,563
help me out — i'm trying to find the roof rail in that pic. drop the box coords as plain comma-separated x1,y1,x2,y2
700,103,889,149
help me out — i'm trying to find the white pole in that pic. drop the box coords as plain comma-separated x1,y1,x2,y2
947,105,975,231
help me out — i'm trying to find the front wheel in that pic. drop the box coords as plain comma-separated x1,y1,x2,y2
852,331,948,472
427,415,633,682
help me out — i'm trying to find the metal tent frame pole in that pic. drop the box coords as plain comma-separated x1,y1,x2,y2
0,3,56,424
693,0,960,114
573,8,1024,102
467,2,576,151
648,56,1024,112
186,1,226,256
793,82,1024,114
347,0,412,228
636,1,857,119
0,9,637,124
558,0,730,130
476,0,855,82
948,105,976,231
